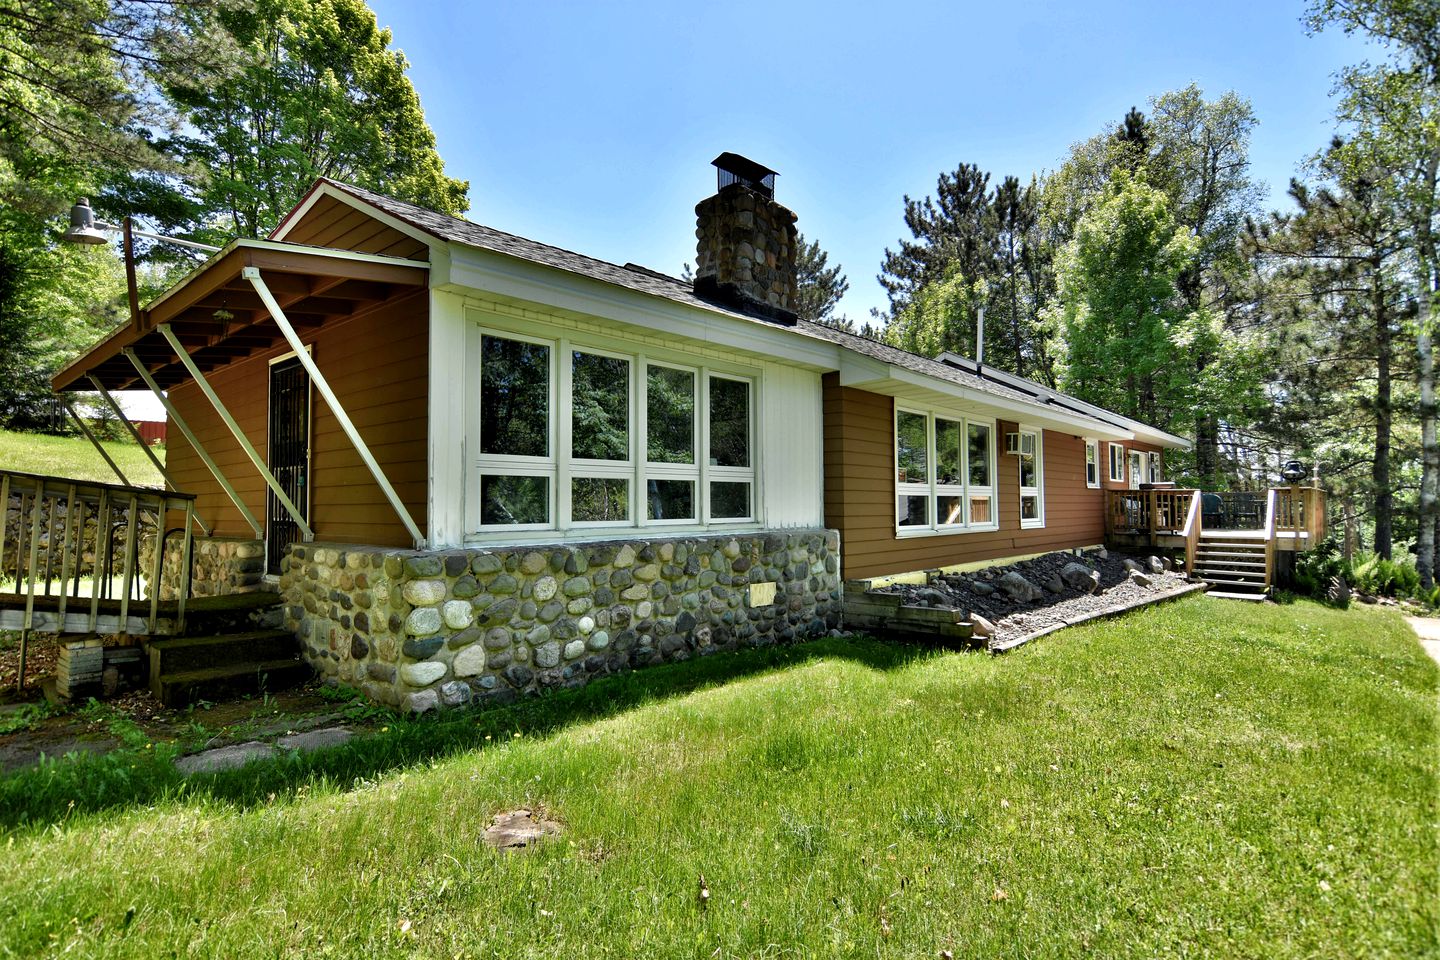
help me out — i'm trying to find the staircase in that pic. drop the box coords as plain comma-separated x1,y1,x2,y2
142,593,310,707
1194,535,1270,601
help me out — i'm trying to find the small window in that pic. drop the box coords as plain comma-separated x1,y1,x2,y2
1148,451,1162,484
1085,440,1100,488
896,411,928,483
1018,427,1043,528
646,365,695,464
1108,443,1127,483
571,351,629,461
968,423,991,487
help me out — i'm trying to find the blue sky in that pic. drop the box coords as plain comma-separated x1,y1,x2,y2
368,0,1371,323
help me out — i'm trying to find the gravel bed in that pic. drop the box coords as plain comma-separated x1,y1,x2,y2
876,548,1193,645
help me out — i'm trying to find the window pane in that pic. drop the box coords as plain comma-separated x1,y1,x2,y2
709,377,750,467
571,477,628,523
897,412,927,483
647,366,695,464
898,494,929,527
646,478,694,520
967,423,991,487
1020,452,1037,489
710,481,750,519
572,352,629,461
481,475,548,525
935,418,962,485
936,494,963,526
1021,494,1040,521
969,494,993,525
481,335,549,457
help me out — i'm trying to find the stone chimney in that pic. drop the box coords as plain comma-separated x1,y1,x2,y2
693,153,798,325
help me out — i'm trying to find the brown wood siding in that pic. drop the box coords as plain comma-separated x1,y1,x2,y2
823,374,1108,581
283,194,430,260
1101,438,1163,491
165,289,428,548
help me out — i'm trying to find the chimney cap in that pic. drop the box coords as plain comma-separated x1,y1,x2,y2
712,152,778,198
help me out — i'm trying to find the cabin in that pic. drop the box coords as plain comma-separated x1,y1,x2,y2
12,154,1323,708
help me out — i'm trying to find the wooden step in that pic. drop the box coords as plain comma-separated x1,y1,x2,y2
1199,577,1270,590
1206,590,1268,601
147,630,298,679
154,658,311,709
1195,558,1267,569
1198,544,1267,553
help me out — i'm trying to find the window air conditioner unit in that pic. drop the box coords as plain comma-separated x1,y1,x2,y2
1005,432,1035,456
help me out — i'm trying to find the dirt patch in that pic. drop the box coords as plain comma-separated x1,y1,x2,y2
0,630,61,694
0,680,374,775
876,549,1193,646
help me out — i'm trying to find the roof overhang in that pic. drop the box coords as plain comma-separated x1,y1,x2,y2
53,239,429,392
838,352,1135,441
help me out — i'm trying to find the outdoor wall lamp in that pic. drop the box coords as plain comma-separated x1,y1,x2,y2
63,198,221,326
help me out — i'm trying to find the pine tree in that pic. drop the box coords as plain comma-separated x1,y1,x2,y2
793,233,850,324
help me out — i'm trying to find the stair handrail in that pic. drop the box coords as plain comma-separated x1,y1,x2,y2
1263,487,1277,589
1180,489,1202,572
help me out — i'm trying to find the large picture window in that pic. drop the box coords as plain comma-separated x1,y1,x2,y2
473,324,755,534
895,408,997,534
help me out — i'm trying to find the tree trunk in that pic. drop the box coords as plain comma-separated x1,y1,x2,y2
1419,322,1437,588
1373,260,1393,559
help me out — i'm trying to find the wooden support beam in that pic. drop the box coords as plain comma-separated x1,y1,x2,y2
124,348,263,539
60,397,129,486
157,324,312,541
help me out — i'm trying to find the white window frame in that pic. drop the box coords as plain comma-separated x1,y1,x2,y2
568,345,635,529
1108,442,1127,483
466,317,760,540
1148,451,1162,484
473,327,558,533
705,372,757,523
1084,439,1100,489
1016,424,1044,529
894,406,998,538
1129,450,1144,490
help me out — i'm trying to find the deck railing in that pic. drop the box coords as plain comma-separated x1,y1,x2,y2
1,470,195,689
1274,486,1326,542
1104,488,1200,543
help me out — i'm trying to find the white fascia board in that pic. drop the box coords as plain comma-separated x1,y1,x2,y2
884,366,1134,440
438,243,842,371
1132,425,1193,450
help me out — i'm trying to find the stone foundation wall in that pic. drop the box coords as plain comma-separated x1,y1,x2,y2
281,530,841,713
142,535,266,600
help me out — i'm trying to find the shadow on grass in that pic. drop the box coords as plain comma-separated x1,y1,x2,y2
0,635,936,833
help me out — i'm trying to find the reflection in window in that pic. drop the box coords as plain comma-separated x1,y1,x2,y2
897,412,927,483
571,477,628,523
710,481,751,519
968,423,991,487
935,419,962,485
647,478,694,520
898,495,929,527
481,335,549,457
647,366,695,464
572,352,629,461
709,376,750,467
480,475,548,526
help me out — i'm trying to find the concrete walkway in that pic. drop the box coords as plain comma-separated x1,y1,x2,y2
1406,617,1440,667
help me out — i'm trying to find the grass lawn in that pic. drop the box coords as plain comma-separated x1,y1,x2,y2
0,596,1434,958
0,426,164,488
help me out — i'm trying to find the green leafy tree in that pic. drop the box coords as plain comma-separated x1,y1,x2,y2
1307,0,1440,584
1050,173,1206,427
143,0,468,241
883,265,987,360
793,233,849,324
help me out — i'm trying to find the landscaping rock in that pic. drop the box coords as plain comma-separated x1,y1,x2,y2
998,572,1045,602
1060,562,1101,594
175,741,274,775
1146,556,1165,574
1043,574,1064,594
1129,571,1152,587
968,612,996,638
276,727,354,752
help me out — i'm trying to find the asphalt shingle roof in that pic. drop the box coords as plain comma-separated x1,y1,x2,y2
311,178,1180,443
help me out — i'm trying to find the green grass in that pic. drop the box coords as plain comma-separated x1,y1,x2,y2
0,597,1434,958
0,427,164,488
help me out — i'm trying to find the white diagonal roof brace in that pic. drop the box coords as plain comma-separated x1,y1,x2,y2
155,331,312,541
124,348,263,539
59,396,129,485
241,266,426,548
87,374,211,536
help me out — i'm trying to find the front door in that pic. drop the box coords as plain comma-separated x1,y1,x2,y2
267,355,311,575
1129,450,1144,489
